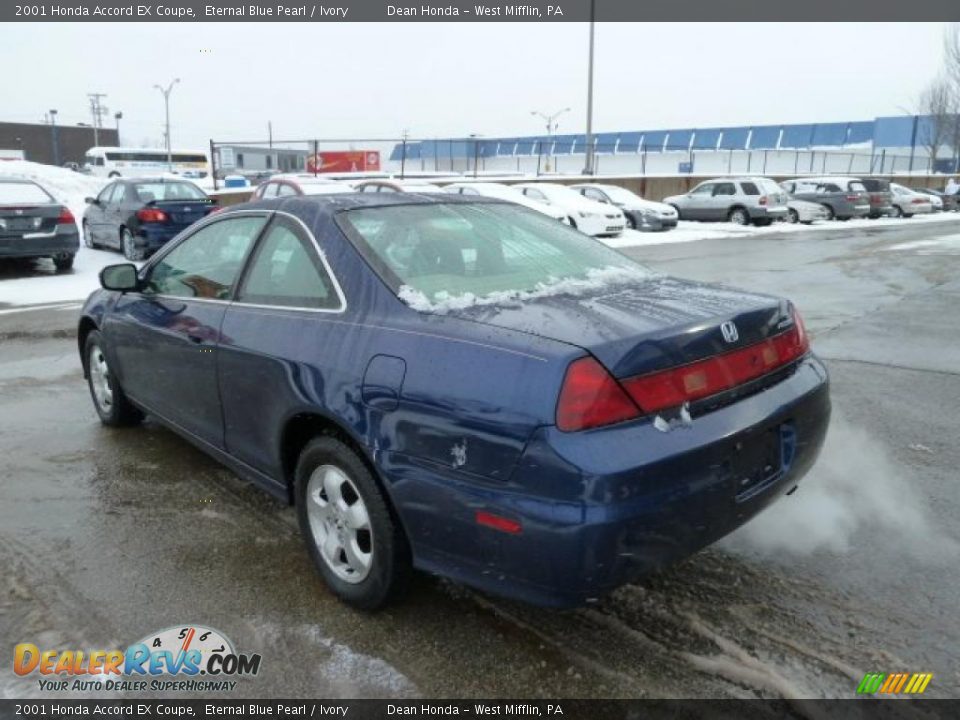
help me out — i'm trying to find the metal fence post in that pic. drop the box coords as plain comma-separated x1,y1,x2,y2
400,137,407,179
763,149,768,174
209,139,218,191
313,140,319,177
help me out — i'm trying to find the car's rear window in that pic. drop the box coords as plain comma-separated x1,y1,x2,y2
340,202,655,311
132,182,207,202
0,182,54,204
740,182,760,196
848,181,867,192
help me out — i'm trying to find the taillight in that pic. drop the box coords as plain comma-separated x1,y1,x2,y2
911,198,926,205
57,207,75,224
845,194,860,202
759,196,768,205
556,356,640,432
136,207,169,223
622,309,810,415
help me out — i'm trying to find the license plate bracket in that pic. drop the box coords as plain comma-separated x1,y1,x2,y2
730,423,795,502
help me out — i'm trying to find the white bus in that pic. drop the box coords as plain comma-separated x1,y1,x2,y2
83,147,210,179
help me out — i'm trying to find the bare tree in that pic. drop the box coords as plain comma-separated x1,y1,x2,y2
918,75,954,166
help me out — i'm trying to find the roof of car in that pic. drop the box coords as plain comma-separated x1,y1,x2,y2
118,176,200,183
234,191,506,216
0,176,41,184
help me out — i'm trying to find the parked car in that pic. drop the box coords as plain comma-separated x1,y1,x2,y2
664,177,788,225
513,182,625,236
920,188,960,212
79,194,829,609
786,199,830,224
780,177,870,220
354,179,442,193
889,183,934,217
250,174,354,200
572,183,678,231
82,177,217,261
0,177,78,271
443,182,567,222
858,178,895,218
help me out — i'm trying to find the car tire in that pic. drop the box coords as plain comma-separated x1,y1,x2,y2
893,205,904,218
82,221,97,249
727,207,749,225
820,204,835,221
787,209,799,224
84,330,144,427
121,228,145,261
669,204,682,220
296,436,411,611
624,213,637,230
53,254,75,272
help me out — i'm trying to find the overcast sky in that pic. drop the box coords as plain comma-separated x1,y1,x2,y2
1,22,949,148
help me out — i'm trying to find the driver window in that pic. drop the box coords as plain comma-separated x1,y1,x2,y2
145,216,266,300
690,183,714,195
713,183,736,196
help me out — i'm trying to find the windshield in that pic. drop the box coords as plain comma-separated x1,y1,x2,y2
0,182,54,204
340,202,655,311
598,185,639,203
132,182,207,202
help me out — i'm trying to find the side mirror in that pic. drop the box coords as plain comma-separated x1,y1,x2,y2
100,264,140,292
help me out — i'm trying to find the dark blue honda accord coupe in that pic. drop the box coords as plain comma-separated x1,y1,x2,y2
78,193,830,610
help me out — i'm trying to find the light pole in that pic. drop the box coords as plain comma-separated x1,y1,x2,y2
583,0,596,175
153,78,180,171
49,109,60,166
531,108,570,173
114,112,123,143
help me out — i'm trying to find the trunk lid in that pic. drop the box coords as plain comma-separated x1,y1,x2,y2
0,204,62,236
148,199,216,227
450,276,793,379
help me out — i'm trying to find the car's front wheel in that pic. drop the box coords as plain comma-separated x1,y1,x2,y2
787,208,799,224
84,330,143,427
296,436,410,610
121,229,145,261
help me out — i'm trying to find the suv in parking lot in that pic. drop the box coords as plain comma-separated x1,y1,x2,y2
663,177,788,225
780,177,870,220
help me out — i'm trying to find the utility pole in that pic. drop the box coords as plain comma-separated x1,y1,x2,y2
531,107,570,173
114,112,123,143
88,93,108,147
268,121,273,148
153,78,180,171
400,128,409,179
582,0,596,175
49,109,60,166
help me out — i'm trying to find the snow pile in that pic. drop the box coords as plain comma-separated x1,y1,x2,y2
723,414,960,562
0,160,106,228
398,265,657,314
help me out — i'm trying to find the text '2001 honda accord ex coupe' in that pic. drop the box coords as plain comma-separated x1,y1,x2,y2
78,193,830,610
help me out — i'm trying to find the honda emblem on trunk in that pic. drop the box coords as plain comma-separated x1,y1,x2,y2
720,321,739,343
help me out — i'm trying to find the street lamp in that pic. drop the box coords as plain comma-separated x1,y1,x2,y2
531,107,570,173
49,109,60,166
583,0,596,175
153,78,180,171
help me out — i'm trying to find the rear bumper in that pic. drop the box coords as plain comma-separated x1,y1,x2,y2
134,225,186,253
754,206,788,219
394,355,831,607
0,226,79,258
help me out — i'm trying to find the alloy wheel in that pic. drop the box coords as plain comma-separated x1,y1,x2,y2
88,344,113,412
305,464,373,584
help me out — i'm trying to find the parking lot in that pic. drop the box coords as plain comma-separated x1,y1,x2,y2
2,217,958,700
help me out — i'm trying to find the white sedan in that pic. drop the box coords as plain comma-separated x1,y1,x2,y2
786,199,830,224
513,182,625,237
443,182,567,222
890,183,934,217
571,183,678,231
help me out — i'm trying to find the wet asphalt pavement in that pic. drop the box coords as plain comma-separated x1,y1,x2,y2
1,220,959,702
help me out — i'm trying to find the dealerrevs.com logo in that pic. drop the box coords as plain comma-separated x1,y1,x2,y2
14,625,262,693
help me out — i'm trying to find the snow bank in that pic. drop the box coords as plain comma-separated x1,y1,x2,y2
398,265,657,314
0,160,107,229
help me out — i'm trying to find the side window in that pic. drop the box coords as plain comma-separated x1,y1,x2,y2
583,188,606,202
822,183,842,193
740,182,760,196
713,183,736,196
237,219,340,310
259,183,279,199
276,183,298,197
145,216,266,300
690,183,714,195
460,187,479,196
524,188,547,202
358,184,378,193
97,183,116,203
